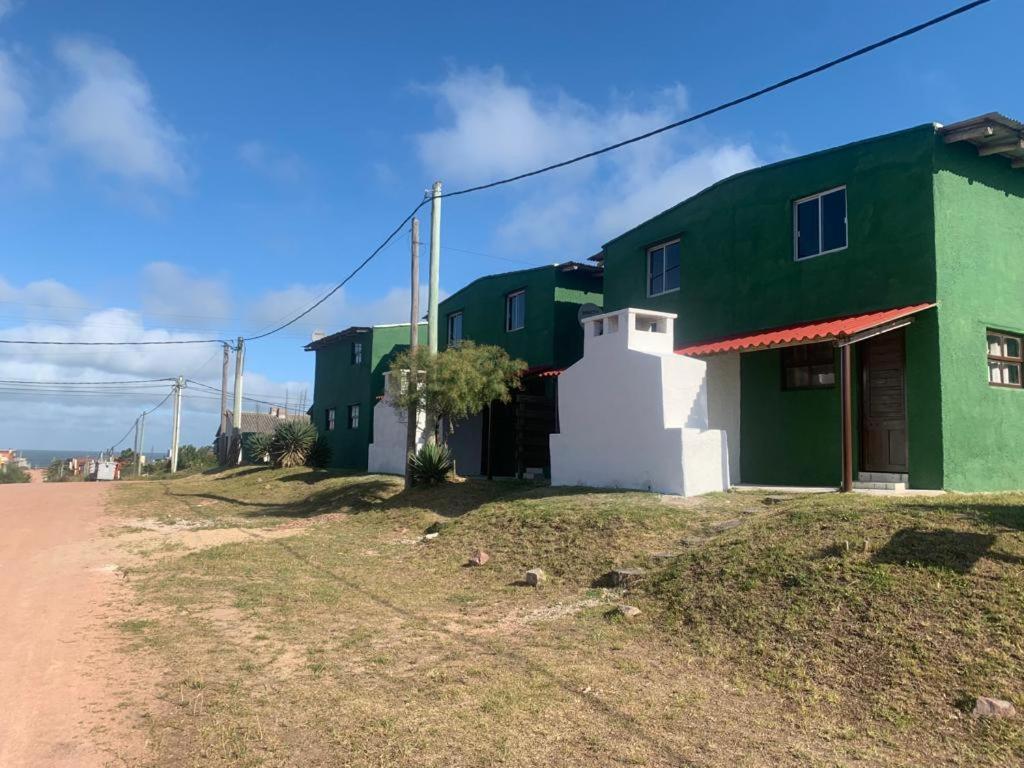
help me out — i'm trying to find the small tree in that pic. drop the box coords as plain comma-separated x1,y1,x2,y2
0,463,30,484
387,341,526,442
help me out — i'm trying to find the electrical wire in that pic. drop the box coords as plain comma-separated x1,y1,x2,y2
240,0,991,343
108,387,175,452
0,377,174,386
0,336,227,346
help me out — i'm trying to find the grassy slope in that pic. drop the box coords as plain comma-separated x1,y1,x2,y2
110,469,1024,767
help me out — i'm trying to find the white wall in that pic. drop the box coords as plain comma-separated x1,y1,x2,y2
705,352,741,483
550,308,732,496
367,380,426,475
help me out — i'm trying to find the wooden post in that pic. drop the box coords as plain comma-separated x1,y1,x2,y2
840,344,854,492
405,218,420,490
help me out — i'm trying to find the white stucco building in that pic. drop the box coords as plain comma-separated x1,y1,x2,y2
367,372,427,475
550,308,733,496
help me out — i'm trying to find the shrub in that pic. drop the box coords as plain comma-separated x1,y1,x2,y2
0,463,30,483
270,420,318,468
177,444,218,471
408,442,454,486
306,435,332,469
243,432,272,464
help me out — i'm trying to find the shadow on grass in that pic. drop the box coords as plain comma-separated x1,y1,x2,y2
871,527,1024,573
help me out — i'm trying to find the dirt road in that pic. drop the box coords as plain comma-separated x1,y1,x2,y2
0,482,150,767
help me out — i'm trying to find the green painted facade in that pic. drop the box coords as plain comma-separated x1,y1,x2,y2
306,324,426,469
438,263,603,369
600,121,1024,491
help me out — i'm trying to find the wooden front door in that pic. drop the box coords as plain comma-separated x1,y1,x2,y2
860,329,908,473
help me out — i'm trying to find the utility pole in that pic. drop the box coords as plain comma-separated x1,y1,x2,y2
405,217,420,489
231,337,245,466
137,411,146,478
170,376,184,473
219,341,230,463
427,180,442,354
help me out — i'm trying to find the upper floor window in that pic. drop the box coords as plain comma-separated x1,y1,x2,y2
647,239,680,297
506,290,525,332
988,330,1022,387
347,403,360,429
447,311,464,345
782,343,836,389
325,408,336,431
794,186,847,260
351,341,363,365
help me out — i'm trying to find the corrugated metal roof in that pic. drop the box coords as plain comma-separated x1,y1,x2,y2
219,411,310,435
938,113,1024,170
676,303,935,356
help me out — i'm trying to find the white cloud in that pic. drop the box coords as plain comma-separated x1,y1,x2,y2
238,140,305,183
0,1,18,22
416,68,760,253
0,49,26,141
141,262,231,329
52,38,186,188
0,275,87,321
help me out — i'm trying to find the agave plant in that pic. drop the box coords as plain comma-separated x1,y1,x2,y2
408,441,454,486
270,420,318,468
243,432,272,464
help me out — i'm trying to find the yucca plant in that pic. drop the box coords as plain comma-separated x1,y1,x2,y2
306,434,333,469
243,432,272,464
270,420,318,468
408,441,454,486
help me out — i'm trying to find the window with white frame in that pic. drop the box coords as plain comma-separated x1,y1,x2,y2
325,408,336,431
347,403,360,429
794,186,847,260
647,239,680,297
351,341,363,365
447,311,463,345
987,330,1022,387
506,290,525,332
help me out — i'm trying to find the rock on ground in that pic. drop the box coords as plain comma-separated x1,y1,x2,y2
468,549,490,566
525,568,545,587
974,697,1016,718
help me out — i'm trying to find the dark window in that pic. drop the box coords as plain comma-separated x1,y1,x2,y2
988,331,1022,387
325,408,335,431
506,290,525,331
647,239,680,296
447,311,463,345
351,342,363,365
794,187,847,260
782,343,836,389
347,404,360,429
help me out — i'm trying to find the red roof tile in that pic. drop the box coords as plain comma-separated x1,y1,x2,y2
676,303,935,356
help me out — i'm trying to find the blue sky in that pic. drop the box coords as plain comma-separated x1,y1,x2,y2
0,0,1017,452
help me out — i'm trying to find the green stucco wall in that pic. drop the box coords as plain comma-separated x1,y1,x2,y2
309,324,425,470
933,139,1024,491
439,265,602,369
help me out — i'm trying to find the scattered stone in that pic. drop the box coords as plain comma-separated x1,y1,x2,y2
616,604,642,619
602,568,645,588
709,518,741,533
422,532,439,542
763,495,788,506
467,549,490,566
525,568,546,587
973,697,1016,719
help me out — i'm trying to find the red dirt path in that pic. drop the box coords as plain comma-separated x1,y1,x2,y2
0,481,151,767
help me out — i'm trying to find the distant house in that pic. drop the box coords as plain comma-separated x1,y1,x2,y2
215,408,310,458
305,323,426,469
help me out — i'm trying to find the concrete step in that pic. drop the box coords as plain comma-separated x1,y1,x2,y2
858,472,908,484
853,481,907,491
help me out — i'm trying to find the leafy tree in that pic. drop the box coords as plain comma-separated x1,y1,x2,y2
387,341,525,441
269,421,318,468
0,463,30,483
176,444,217,471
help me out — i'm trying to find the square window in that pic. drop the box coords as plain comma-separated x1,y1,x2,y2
326,408,335,432
347,404,360,429
795,186,847,260
647,239,681,297
987,330,1023,388
351,342,363,365
447,311,463,345
781,343,836,390
506,290,525,332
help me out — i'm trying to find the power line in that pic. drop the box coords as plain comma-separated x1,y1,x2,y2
108,387,175,452
0,377,174,386
242,0,990,343
0,336,227,346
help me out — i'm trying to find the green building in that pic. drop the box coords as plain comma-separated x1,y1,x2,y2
439,261,603,477
305,323,426,469
595,113,1024,492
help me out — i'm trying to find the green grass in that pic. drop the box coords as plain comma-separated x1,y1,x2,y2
108,467,1024,767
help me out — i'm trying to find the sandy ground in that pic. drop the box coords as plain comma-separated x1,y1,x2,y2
0,481,153,768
